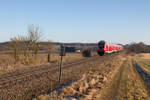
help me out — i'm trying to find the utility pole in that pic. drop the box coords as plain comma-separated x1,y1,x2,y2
59,45,66,84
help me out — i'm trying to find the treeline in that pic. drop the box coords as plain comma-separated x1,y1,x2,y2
127,42,150,53
9,25,53,64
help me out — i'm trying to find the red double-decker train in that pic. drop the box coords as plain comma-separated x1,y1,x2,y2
97,40,124,56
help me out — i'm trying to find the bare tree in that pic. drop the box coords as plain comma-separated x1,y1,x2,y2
10,25,42,64
127,42,148,53
28,25,41,59
25,25,41,63
10,36,23,63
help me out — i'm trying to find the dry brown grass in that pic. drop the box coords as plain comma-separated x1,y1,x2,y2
0,53,83,75
136,53,150,59
136,59,150,75
135,53,150,75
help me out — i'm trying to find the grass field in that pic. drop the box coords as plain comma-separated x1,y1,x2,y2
135,53,150,75
136,59,150,75
0,53,84,75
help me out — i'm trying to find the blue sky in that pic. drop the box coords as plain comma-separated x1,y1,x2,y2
0,0,150,44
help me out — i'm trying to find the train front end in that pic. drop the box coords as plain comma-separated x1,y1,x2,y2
97,41,106,56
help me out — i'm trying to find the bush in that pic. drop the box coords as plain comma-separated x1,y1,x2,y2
82,49,92,57
127,42,150,53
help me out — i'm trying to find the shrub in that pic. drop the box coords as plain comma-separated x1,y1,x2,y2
127,42,150,53
82,49,92,57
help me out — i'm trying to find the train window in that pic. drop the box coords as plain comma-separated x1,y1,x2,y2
98,41,105,46
98,41,105,49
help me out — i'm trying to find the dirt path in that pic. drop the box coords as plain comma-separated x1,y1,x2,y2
96,59,125,100
97,59,150,100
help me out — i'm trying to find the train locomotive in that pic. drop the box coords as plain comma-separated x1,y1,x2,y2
97,40,124,56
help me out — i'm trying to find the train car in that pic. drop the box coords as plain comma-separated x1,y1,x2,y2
97,40,124,56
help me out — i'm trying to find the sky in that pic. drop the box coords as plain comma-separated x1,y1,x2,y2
0,0,150,44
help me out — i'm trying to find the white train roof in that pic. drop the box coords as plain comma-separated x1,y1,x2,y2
98,40,123,47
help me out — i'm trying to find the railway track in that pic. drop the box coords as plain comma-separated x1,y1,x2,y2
0,53,119,100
